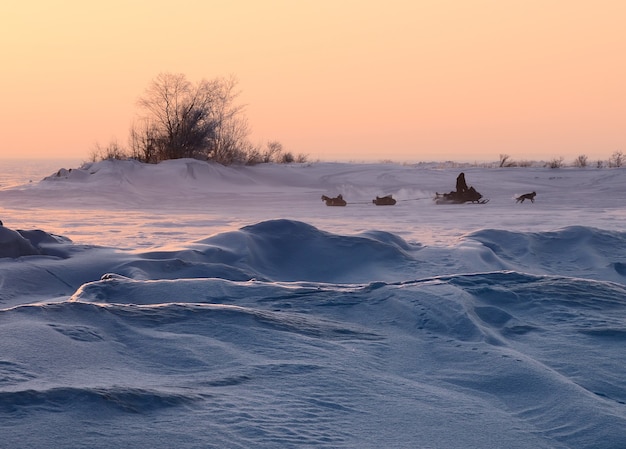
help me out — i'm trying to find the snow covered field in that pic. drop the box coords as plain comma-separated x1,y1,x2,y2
1,158,626,448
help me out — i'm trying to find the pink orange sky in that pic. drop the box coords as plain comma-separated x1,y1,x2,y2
2,0,625,163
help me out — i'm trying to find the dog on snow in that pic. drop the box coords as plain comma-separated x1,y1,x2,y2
516,191,536,203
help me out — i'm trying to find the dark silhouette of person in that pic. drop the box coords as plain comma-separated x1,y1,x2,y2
456,172,468,194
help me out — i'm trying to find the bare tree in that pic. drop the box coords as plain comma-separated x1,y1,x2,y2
609,150,624,168
573,154,588,168
263,141,283,163
499,154,516,167
205,76,252,164
134,73,219,161
129,119,160,163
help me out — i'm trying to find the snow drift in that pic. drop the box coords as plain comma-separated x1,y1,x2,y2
1,159,626,448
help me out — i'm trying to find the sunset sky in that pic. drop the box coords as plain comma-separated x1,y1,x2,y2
2,0,625,163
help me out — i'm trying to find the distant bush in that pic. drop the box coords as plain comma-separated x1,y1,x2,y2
609,150,624,168
546,157,564,169
573,154,588,168
243,140,308,166
89,141,126,162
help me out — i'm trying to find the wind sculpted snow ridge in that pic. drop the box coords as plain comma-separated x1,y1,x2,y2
2,271,626,448
1,219,626,448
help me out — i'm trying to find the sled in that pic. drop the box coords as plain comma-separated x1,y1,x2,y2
372,195,396,206
322,194,347,206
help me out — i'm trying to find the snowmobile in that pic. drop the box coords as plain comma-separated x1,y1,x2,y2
434,186,489,204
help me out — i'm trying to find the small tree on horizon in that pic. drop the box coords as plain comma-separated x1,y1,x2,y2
609,150,624,168
499,154,516,167
573,154,588,168
126,73,262,165
132,73,219,161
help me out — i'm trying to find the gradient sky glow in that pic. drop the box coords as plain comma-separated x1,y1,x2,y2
2,0,625,162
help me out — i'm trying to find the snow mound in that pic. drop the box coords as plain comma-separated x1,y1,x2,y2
0,226,71,258
467,226,626,281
